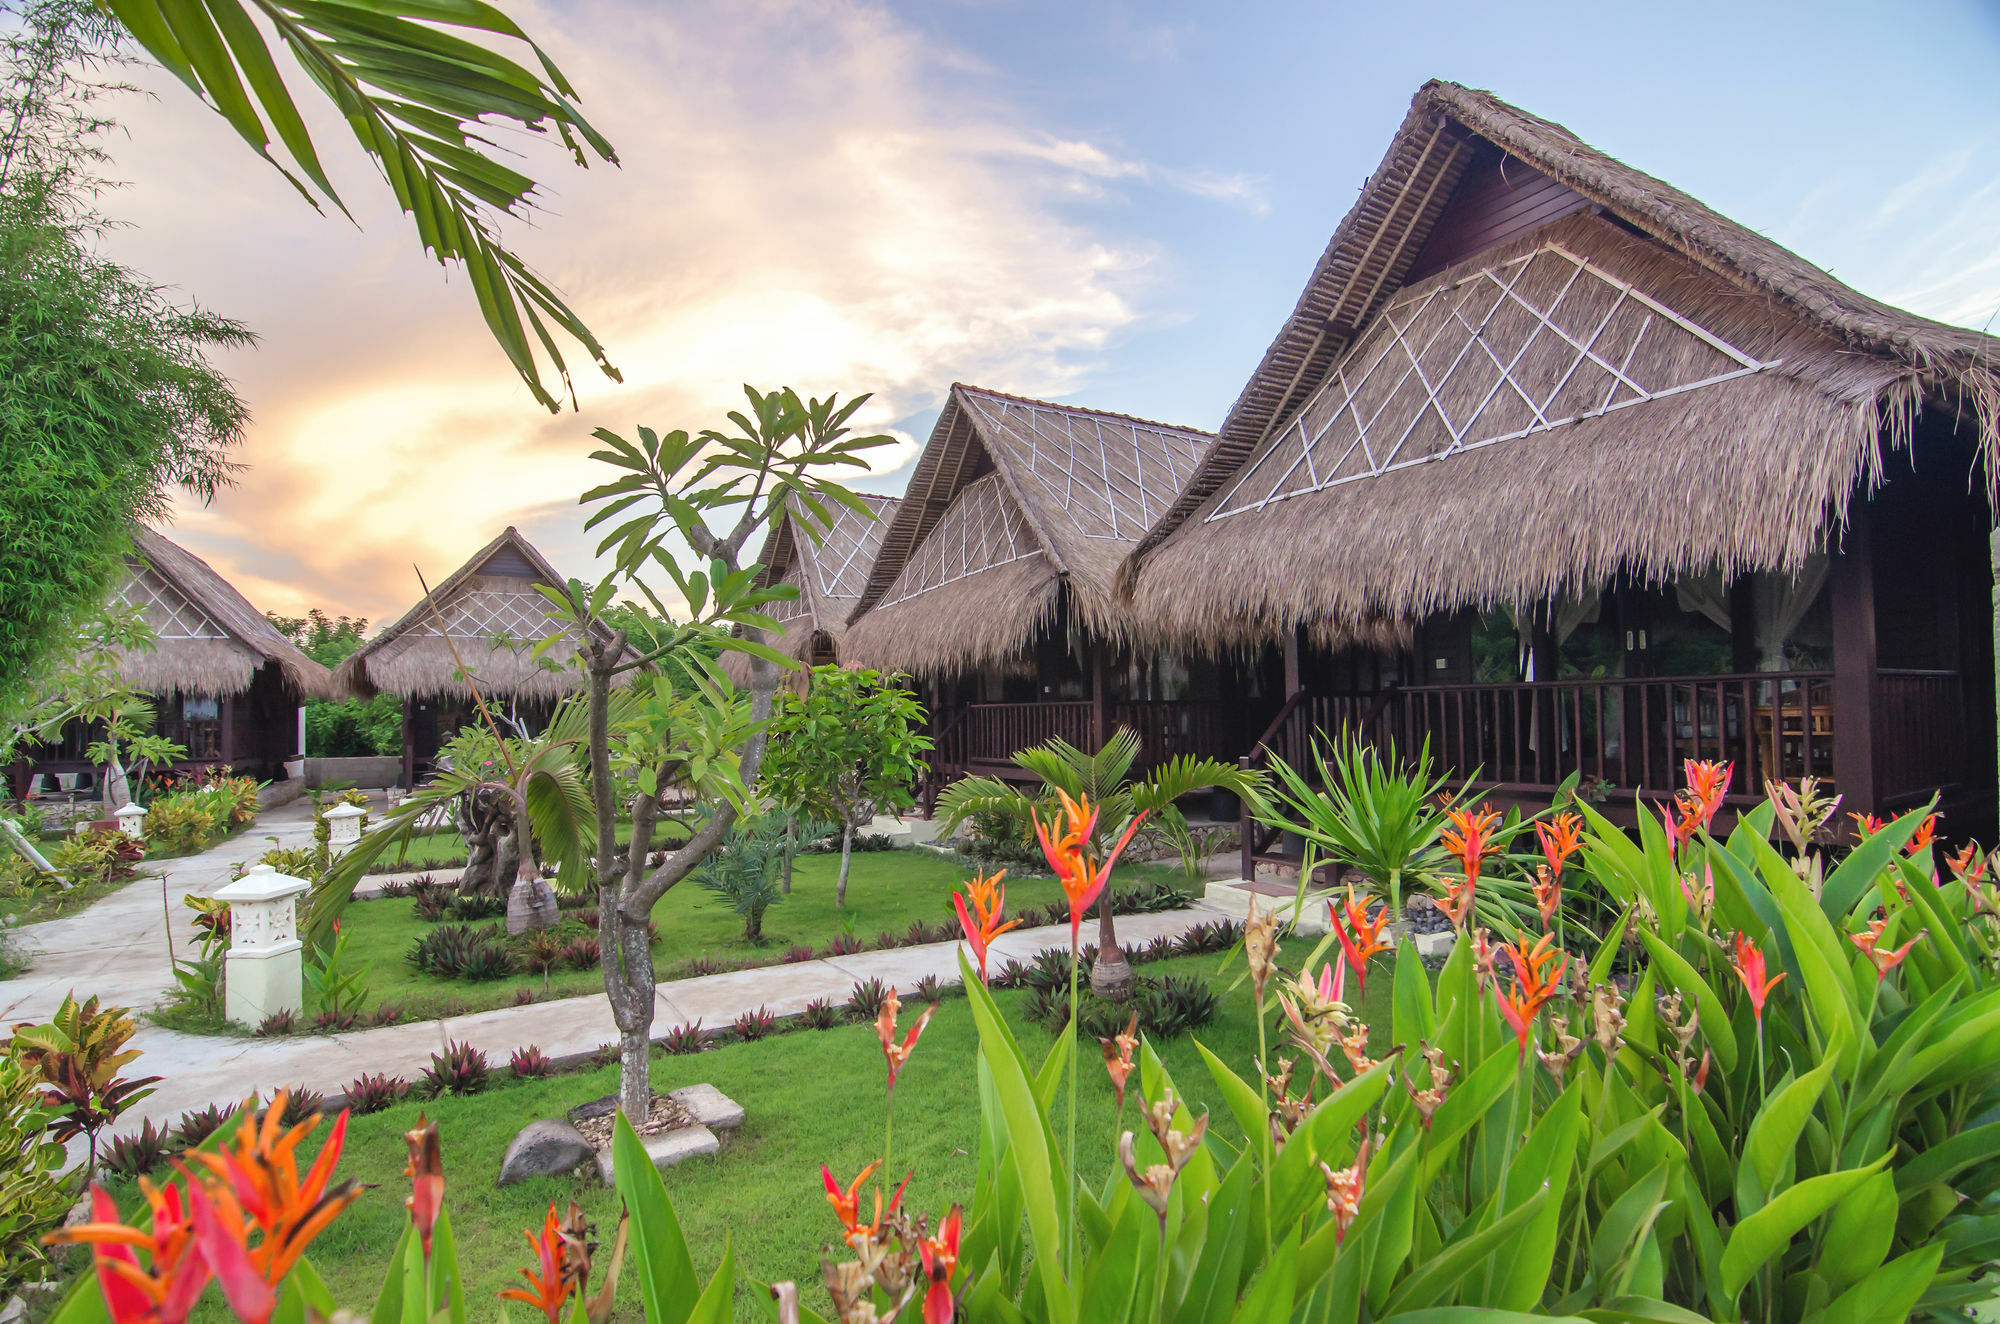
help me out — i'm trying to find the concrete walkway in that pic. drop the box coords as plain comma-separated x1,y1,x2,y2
3,809,1233,1138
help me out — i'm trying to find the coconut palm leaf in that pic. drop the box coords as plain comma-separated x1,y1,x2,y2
98,0,619,411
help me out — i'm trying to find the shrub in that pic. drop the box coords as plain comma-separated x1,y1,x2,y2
447,892,506,922
845,977,890,1022
1174,918,1241,956
369,1002,404,1026
255,1010,297,1038
420,1041,489,1097
407,924,511,980
310,1010,357,1034
873,930,899,951
782,944,816,964
513,928,567,981
801,999,840,1030
912,973,951,1003
1139,975,1221,1038
904,921,931,947
171,1103,234,1149
102,1118,173,1178
512,988,538,1006
733,1006,777,1041
375,877,416,899
343,1073,408,1115
694,816,787,941
275,1087,324,1127
990,958,1029,990
509,1046,555,1078
554,888,591,910
141,795,220,853
1024,948,1076,991
411,883,455,923
50,831,143,887
658,1023,708,1055
561,936,600,971
588,1043,620,1070
1138,934,1178,965
825,934,865,958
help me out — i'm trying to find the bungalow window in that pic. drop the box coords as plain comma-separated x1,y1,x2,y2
166,694,223,760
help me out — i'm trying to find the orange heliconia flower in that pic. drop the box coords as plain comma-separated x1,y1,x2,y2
1682,759,1733,826
1535,812,1585,880
1851,812,1888,838
952,870,1021,984
876,987,936,1101
1532,865,1561,930
1948,841,1989,886
179,1093,366,1291
1851,918,1925,977
46,1183,212,1324
1493,933,1569,1057
498,1203,588,1324
1905,814,1939,856
1436,877,1477,931
1100,1012,1139,1109
821,1161,907,1250
1440,805,1501,888
1328,889,1392,995
919,1205,963,1324
1731,932,1786,1023
403,1114,444,1260
1033,791,1147,945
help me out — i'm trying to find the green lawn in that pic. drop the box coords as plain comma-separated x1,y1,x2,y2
333,848,1194,1020
131,952,1393,1322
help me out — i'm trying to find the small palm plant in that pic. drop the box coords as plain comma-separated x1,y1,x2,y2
694,814,788,942
935,728,1261,999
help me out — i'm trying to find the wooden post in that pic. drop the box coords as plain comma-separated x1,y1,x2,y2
401,697,417,789
218,694,238,767
1831,505,1879,817
1089,642,1108,750
1238,755,1255,882
1283,627,1303,699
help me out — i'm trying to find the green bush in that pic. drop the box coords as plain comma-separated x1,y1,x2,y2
0,1050,70,1294
48,830,141,887
142,795,217,853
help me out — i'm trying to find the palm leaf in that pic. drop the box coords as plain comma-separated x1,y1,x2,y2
98,0,618,412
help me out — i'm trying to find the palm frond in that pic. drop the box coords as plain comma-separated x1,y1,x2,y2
932,775,1029,836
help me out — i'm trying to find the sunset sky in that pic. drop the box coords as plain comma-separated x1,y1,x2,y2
95,0,2000,627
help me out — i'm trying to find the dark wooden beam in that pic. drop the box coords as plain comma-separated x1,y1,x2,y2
1089,643,1107,750
1283,628,1302,699
1831,505,1880,816
401,697,417,789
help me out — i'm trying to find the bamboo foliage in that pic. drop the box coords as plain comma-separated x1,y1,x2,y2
98,0,619,412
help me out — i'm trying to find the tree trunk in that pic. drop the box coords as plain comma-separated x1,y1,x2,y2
836,823,854,908
504,819,558,934
782,812,794,895
1089,903,1135,1001
102,751,131,810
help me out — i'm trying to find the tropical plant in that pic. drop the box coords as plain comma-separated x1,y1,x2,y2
171,1102,234,1150
342,1072,408,1115
937,728,1261,998
0,1047,69,1295
419,1041,489,1098
692,812,788,941
48,831,141,888
508,1046,554,1079
165,949,223,1022
8,992,160,1173
302,923,369,1018
141,792,219,853
101,1118,173,1179
761,664,930,907
658,1022,708,1055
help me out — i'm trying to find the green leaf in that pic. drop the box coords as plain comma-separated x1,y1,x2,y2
1820,806,1925,919
1379,1187,1550,1316
1820,1169,1897,1294
1820,1244,1943,1324
613,1110,701,1324
1893,1119,2000,1195
1741,1048,1838,1203
1196,1039,1273,1174
1228,1229,1297,1324
1719,1160,1886,1299
1590,1161,1671,1288
685,1238,736,1324
1494,1081,1584,1310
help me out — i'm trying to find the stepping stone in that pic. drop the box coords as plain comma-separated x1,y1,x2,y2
593,1124,719,1182
669,1084,744,1131
498,1119,595,1186
1414,930,1457,959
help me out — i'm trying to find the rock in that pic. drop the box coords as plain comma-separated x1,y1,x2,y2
498,1119,594,1186
669,1084,745,1131
593,1124,720,1183
1414,930,1457,960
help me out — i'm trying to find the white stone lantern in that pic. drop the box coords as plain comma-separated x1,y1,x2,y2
324,802,365,847
212,864,311,1026
114,802,148,842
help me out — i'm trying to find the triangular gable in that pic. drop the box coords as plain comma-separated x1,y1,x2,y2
874,473,1039,610
373,527,570,646
112,561,231,641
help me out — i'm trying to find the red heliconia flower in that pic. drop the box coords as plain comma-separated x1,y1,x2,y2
498,1204,578,1324
1731,932,1786,1023
1532,866,1561,930
1851,918,1925,977
46,1183,213,1324
876,988,936,1101
951,870,1021,984
1328,889,1392,995
1440,805,1501,889
1948,841,1989,886
1905,814,1938,857
180,1092,365,1291
920,1205,963,1324
1492,933,1568,1057
403,1114,444,1260
1033,790,1147,946
1535,812,1585,879
1681,759,1733,828
822,1160,880,1236
1851,812,1888,838
1690,1048,1712,1096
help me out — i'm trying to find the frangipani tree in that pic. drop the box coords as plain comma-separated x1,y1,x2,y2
936,729,1263,999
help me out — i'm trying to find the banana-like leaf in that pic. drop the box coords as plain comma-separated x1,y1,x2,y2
613,1111,701,1324
1820,1169,1897,1294
101,0,619,411
1820,1243,1944,1324
1719,1159,1887,1299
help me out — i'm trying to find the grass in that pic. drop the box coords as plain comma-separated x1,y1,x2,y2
109,951,1393,1323
330,848,1193,1020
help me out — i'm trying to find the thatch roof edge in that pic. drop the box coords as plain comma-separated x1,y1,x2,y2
127,526,338,700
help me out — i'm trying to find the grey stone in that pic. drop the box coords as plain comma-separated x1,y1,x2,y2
592,1124,720,1183
1415,930,1457,960
498,1118,594,1186
669,1084,745,1131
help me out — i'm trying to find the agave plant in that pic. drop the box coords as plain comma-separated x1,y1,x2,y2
935,727,1262,998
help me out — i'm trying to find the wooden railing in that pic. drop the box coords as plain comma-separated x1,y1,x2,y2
1877,669,1965,803
924,699,1244,793
1382,671,1835,796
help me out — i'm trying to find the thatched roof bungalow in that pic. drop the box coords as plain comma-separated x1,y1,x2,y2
15,527,336,795
335,527,593,785
844,384,1213,678
1122,80,2000,827
722,494,899,685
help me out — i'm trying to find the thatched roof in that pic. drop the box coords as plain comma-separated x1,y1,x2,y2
111,526,338,699
335,527,587,701
1122,80,2000,649
843,384,1212,676
719,494,899,683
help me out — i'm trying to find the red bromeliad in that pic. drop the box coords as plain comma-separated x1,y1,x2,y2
919,1205,962,1324
1032,790,1147,947
1731,932,1786,1022
1328,889,1391,994
951,870,1021,984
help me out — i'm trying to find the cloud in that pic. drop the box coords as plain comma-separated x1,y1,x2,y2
96,0,1189,622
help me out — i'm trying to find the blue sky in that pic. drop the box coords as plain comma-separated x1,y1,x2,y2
98,0,2000,618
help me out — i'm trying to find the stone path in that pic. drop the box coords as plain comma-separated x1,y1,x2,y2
3,808,1234,1139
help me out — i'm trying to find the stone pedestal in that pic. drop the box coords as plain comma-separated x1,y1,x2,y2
115,803,147,842
324,802,365,846
213,864,311,1027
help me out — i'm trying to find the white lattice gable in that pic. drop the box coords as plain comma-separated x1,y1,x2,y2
961,394,1208,541
1209,243,1776,520
766,563,813,624
809,499,893,601
113,563,229,640
880,474,1038,607
405,581,566,643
